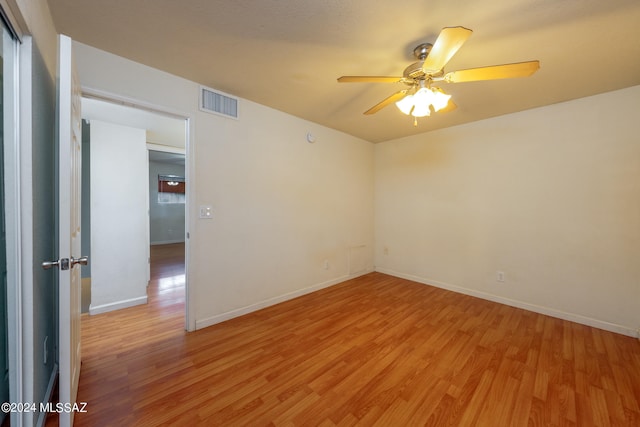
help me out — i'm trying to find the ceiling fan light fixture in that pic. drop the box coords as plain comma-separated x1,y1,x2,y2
395,87,450,117
410,88,432,117
430,87,452,112
395,93,415,115
338,26,539,124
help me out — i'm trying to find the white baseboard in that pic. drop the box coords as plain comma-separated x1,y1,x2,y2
89,295,148,315
36,363,58,427
196,269,374,330
150,239,185,246
375,267,639,338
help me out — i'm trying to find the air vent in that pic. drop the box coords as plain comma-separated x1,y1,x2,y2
199,86,239,119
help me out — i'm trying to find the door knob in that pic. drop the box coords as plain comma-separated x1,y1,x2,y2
42,256,89,270
42,258,70,270
71,256,89,267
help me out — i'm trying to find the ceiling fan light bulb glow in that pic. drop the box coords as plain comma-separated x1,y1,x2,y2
395,87,449,117
412,87,429,104
430,88,452,112
411,103,431,117
395,94,415,115
410,88,432,117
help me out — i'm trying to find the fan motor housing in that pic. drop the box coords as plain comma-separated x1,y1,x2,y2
404,62,426,79
404,43,439,80
413,43,432,60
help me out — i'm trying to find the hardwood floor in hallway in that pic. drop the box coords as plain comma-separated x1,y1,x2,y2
55,248,640,426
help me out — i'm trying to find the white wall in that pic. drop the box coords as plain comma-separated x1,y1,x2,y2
73,39,637,337
375,85,640,337
74,42,375,329
90,120,149,314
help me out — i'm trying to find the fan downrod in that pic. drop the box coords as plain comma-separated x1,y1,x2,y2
413,43,433,60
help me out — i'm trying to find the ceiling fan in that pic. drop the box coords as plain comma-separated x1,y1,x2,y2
337,26,539,123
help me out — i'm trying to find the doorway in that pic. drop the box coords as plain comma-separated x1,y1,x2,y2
148,150,186,301
80,96,190,324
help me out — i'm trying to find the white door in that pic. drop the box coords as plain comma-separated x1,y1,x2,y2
57,34,83,427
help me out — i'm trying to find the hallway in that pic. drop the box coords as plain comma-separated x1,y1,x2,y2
74,243,186,425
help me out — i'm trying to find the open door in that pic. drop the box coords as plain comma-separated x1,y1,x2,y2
55,34,85,427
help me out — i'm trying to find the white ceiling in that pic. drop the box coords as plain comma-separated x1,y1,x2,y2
82,97,185,148
148,150,185,167
49,0,640,143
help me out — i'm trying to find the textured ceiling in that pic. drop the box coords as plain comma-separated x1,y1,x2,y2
47,0,640,143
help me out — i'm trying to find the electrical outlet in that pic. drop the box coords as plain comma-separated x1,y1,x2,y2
497,271,505,282
323,259,329,270
383,246,389,255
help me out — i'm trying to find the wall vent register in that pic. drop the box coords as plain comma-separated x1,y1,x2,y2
200,86,239,119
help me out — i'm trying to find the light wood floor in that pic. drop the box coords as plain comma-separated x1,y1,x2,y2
66,245,639,426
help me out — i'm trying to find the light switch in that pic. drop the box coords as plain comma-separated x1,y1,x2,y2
199,205,213,219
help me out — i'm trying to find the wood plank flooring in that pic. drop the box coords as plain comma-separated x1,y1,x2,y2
65,245,640,426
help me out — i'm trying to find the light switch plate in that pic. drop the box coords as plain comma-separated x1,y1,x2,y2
199,205,213,219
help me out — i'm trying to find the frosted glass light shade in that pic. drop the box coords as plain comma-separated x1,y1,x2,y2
412,88,432,117
395,94,415,115
430,88,451,112
395,87,450,117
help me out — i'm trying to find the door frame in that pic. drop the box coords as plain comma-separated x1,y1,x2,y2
1,11,23,424
81,87,195,331
2,2,39,424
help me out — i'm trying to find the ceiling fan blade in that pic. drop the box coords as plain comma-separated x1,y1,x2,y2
364,90,408,115
422,26,473,73
338,76,404,83
444,60,540,83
